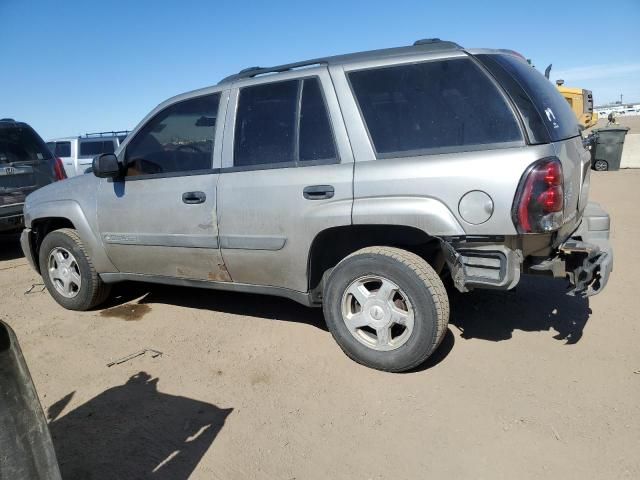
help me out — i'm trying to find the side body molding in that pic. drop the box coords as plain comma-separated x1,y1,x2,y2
24,200,117,273
352,196,466,236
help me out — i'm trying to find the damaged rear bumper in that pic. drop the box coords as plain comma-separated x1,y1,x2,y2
530,202,613,297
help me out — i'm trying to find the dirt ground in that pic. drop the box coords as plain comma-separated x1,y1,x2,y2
1,171,639,480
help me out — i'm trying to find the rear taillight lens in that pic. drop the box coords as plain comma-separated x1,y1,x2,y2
513,158,564,233
53,157,67,181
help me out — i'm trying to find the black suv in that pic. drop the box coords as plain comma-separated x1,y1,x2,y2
0,119,65,233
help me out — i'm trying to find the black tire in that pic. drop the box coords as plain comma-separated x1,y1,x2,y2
38,228,111,311
593,159,609,171
323,246,449,372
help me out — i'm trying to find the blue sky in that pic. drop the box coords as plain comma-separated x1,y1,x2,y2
1,0,639,140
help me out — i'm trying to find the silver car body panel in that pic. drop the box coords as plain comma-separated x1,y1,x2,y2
21,43,611,302
95,88,229,281
218,67,354,291
24,175,117,273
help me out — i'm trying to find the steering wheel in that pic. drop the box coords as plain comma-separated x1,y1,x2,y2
177,144,203,153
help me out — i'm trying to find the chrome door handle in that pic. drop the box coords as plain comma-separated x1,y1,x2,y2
303,185,334,200
182,191,206,204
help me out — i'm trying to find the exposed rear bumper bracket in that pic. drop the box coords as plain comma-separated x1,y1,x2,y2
560,240,612,297
529,202,613,297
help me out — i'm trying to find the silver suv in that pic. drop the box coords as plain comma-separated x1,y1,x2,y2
20,39,613,372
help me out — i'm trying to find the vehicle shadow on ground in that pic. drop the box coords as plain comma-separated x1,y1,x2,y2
48,372,232,480
103,282,329,332
449,275,591,344
0,234,24,261
99,275,589,374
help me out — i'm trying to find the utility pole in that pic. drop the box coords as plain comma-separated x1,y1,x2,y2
620,94,623,105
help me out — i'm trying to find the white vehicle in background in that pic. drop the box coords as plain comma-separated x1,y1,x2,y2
47,131,129,177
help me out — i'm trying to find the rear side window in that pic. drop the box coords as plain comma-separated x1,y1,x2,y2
234,80,297,167
299,78,337,162
234,77,337,167
0,125,52,164
79,140,115,157
53,141,71,157
125,93,220,176
348,58,522,157
475,54,580,142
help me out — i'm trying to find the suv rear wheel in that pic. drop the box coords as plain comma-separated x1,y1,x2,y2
38,228,111,311
323,247,449,372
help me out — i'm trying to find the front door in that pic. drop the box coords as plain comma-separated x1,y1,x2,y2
97,91,230,281
217,71,354,292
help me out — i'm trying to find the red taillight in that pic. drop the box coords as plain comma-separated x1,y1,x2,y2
537,185,563,211
53,157,67,181
513,158,564,233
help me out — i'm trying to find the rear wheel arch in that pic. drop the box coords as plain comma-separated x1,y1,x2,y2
306,224,444,297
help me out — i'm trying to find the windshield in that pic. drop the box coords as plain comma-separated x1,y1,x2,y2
0,125,53,164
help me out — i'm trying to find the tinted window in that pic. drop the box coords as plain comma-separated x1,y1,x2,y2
234,78,336,167
54,141,71,157
0,124,52,164
125,93,220,176
476,54,580,142
80,140,115,157
234,80,298,167
299,78,337,162
349,58,522,156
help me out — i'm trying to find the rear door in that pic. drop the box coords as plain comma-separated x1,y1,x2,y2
1,124,55,208
217,69,353,292
97,90,229,280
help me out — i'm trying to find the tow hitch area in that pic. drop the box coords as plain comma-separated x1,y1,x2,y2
559,240,613,297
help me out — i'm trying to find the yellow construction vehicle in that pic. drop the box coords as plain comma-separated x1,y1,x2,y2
555,80,598,128
541,64,598,128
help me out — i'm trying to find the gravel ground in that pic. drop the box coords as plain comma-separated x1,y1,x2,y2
1,170,639,480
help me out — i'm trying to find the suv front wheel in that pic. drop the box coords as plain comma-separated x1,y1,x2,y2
323,247,449,372
38,228,111,311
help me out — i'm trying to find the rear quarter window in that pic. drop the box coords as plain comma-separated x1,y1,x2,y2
53,141,71,157
79,140,115,157
475,54,580,143
348,58,523,158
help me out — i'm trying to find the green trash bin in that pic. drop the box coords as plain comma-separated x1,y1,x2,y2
592,126,630,171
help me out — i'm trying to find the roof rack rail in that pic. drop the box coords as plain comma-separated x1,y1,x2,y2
83,130,130,138
219,39,463,85
219,59,328,84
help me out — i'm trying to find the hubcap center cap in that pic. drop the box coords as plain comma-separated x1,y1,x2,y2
370,305,384,320
61,267,69,277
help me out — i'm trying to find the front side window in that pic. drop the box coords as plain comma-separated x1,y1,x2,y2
348,58,523,157
79,140,114,158
234,77,336,168
125,93,220,176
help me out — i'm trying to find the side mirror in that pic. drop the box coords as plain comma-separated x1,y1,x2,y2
92,153,121,178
